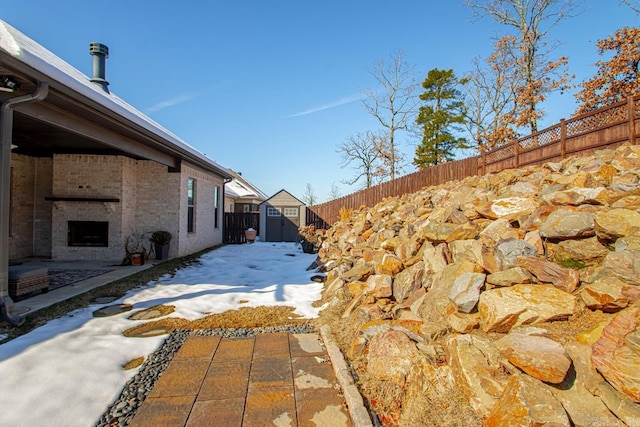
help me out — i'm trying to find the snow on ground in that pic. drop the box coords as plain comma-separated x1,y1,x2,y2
0,242,323,427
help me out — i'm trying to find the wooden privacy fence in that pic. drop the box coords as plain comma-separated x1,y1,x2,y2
480,95,639,174
308,95,639,227
307,156,479,227
224,212,259,244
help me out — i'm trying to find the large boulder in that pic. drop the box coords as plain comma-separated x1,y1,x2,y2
446,334,511,418
494,239,539,271
539,209,596,239
580,277,640,312
448,272,486,313
592,302,640,402
478,284,576,333
484,374,570,427
367,328,423,386
516,256,580,293
594,208,640,241
494,332,571,384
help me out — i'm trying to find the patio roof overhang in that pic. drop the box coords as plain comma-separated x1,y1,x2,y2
0,54,230,176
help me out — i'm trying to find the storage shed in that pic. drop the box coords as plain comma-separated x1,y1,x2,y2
259,190,306,242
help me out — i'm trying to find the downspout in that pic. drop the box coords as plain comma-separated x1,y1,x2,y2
0,82,49,326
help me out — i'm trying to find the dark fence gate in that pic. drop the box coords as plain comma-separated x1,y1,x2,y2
224,212,260,244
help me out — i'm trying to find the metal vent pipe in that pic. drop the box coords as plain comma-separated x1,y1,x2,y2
89,42,109,93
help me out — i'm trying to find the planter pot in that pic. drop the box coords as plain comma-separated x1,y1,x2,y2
130,253,144,266
155,243,170,260
245,229,257,243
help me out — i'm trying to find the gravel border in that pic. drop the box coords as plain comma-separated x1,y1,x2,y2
95,324,316,427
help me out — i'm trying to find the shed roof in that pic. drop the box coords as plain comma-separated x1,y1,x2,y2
260,189,306,206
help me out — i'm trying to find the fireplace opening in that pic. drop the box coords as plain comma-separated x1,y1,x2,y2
68,221,109,247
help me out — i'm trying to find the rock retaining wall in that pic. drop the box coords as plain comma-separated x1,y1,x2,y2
311,144,640,426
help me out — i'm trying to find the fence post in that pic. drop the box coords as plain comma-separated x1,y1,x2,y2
560,119,567,159
514,140,520,168
629,96,637,146
481,150,486,175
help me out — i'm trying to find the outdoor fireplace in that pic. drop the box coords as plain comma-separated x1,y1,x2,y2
67,221,109,247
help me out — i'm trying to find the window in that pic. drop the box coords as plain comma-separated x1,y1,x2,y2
187,178,196,233
284,207,298,217
267,207,281,217
214,185,220,228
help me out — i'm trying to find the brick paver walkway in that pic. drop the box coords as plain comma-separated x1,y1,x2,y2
129,333,353,427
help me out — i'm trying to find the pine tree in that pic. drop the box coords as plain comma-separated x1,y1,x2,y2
414,69,468,168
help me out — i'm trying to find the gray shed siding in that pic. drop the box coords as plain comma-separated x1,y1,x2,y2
259,190,306,242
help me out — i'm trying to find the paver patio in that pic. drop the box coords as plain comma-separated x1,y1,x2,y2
129,333,353,427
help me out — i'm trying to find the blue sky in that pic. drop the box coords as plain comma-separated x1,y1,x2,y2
3,1,638,202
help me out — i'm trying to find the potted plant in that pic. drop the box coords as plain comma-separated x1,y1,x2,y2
122,230,152,266
150,230,172,260
245,227,257,243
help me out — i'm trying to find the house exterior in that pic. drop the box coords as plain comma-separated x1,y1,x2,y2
259,190,306,242
224,170,267,213
0,20,232,265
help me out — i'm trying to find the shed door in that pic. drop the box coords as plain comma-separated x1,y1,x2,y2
266,206,300,242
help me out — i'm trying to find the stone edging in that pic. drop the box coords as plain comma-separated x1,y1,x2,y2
320,325,373,427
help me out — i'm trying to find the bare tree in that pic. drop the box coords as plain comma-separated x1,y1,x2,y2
362,50,419,180
620,0,640,13
466,0,579,134
328,182,341,201
462,53,518,151
336,131,384,189
302,183,316,206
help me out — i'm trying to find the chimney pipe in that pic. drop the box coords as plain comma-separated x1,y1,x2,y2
89,42,109,93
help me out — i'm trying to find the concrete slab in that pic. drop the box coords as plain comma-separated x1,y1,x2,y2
148,359,212,398
129,395,195,427
186,398,245,427
244,387,297,426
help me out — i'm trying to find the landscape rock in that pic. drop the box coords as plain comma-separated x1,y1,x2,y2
580,277,640,312
486,267,534,287
478,284,576,333
366,328,423,386
593,249,640,285
485,374,570,427
553,236,610,267
446,334,511,417
494,332,571,384
312,144,640,424
479,218,520,242
448,272,486,313
539,209,596,239
516,256,580,293
391,261,424,304
594,208,640,241
542,186,608,206
591,302,640,402
494,239,539,271
552,342,627,427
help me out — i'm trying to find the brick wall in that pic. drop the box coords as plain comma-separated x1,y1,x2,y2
10,153,225,261
177,163,225,257
51,154,124,261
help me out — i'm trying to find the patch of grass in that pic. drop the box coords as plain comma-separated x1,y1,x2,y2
123,306,313,337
